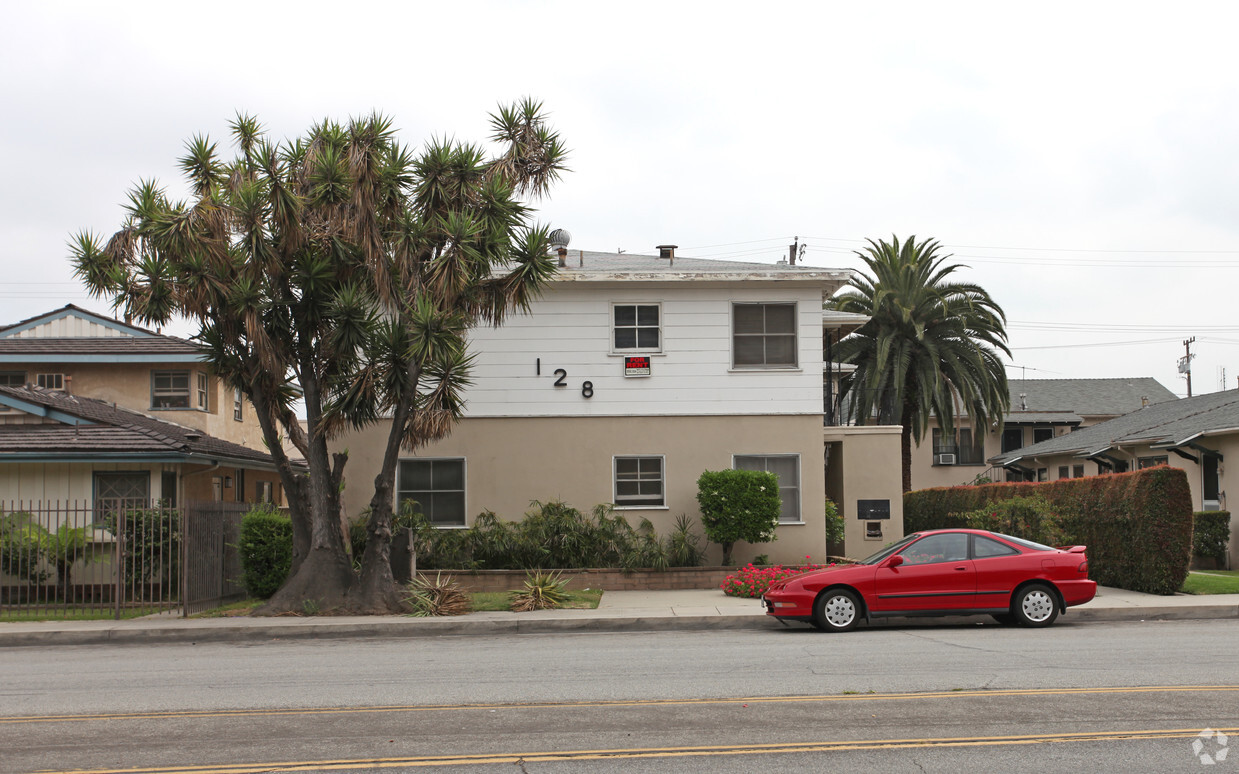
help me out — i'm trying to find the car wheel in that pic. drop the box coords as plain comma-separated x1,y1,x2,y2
812,589,861,632
1012,584,1059,628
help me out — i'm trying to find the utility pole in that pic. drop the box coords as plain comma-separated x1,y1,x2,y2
1180,337,1196,397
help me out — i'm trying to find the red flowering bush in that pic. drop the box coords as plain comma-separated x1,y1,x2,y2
720,556,834,598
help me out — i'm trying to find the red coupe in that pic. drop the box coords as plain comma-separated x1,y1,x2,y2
762,529,1097,631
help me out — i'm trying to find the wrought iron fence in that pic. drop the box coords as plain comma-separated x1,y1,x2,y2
0,500,247,620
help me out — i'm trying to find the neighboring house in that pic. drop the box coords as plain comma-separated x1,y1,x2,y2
0,305,269,451
334,247,905,564
0,385,284,508
988,388,1239,569
0,305,281,507
911,378,1178,490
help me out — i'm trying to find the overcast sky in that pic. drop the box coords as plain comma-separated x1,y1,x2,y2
4,1,1237,398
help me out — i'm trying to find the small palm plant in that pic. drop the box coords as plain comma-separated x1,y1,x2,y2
510,569,569,612
404,572,472,617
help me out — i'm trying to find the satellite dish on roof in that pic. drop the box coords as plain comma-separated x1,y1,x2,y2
549,229,571,250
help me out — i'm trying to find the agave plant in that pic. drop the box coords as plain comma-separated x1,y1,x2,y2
510,569,569,612
404,572,472,617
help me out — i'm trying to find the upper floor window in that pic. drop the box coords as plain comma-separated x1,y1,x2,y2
197,373,209,411
398,458,466,527
613,304,661,351
0,371,23,411
152,370,198,409
732,303,797,368
932,428,984,465
36,373,65,391
233,387,244,421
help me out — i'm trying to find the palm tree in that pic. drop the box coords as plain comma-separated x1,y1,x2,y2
830,236,1010,492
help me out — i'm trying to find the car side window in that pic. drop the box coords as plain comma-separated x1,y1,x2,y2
973,535,1019,559
899,533,968,565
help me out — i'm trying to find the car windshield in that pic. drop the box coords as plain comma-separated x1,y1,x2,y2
993,532,1057,552
858,533,921,565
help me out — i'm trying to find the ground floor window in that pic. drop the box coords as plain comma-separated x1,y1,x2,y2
398,458,466,526
95,471,151,515
1138,455,1168,469
256,480,274,504
734,454,801,523
613,456,665,507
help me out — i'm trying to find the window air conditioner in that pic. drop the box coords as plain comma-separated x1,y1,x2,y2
934,453,957,465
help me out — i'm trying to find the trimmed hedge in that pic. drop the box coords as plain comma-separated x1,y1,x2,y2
696,469,781,565
904,467,1194,595
238,506,293,599
1193,511,1231,563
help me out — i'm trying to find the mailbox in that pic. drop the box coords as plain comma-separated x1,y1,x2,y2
857,499,890,520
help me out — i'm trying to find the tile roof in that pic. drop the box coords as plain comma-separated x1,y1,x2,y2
0,337,200,357
991,388,1239,465
0,385,283,467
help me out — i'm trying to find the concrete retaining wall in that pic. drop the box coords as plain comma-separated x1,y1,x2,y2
432,567,733,593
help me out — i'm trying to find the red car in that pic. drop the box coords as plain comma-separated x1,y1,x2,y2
762,529,1097,631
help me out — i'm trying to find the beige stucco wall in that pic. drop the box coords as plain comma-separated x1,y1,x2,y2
0,361,268,450
823,425,904,558
334,414,828,566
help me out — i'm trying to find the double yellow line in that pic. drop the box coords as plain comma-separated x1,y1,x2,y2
40,727,1239,774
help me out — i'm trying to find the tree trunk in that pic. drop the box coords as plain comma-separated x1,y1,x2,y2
901,421,913,493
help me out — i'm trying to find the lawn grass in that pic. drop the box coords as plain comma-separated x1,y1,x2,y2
0,605,173,622
470,588,604,612
1180,570,1239,595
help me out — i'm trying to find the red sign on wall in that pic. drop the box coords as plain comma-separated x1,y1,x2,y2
624,356,651,377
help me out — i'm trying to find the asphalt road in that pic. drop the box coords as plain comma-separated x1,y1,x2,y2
3,618,1238,773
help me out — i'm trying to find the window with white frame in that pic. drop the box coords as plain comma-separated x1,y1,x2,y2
152,370,192,409
734,454,801,523
36,373,65,391
256,480,274,504
197,372,209,410
612,303,661,351
732,303,797,368
397,458,466,526
233,387,244,421
613,456,665,507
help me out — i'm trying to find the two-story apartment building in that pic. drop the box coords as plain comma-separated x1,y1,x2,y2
335,248,905,564
910,378,1178,490
0,305,283,507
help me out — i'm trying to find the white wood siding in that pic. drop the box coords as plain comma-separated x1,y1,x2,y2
463,284,824,417
9,314,134,339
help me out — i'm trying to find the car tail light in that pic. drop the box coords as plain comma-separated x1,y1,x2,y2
1078,560,1089,574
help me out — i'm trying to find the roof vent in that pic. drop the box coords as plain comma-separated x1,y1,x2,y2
549,229,572,268
184,431,203,442
656,244,677,260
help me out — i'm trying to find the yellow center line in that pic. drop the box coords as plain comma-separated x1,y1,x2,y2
3,684,1238,725
39,727,1239,774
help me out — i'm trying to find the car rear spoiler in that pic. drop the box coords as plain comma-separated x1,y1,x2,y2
1058,545,1087,553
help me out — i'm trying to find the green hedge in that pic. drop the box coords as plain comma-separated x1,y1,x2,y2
1193,511,1231,563
239,506,293,599
904,467,1194,595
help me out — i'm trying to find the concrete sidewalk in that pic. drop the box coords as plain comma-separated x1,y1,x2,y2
1,586,1237,647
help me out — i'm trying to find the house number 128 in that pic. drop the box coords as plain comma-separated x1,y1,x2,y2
545,363,593,398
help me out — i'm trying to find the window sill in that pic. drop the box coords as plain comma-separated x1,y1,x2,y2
728,366,802,373
151,407,208,412
777,520,806,526
613,505,670,511
609,350,664,357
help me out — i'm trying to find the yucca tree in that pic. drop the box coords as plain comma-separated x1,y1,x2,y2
71,100,567,613
830,236,1010,492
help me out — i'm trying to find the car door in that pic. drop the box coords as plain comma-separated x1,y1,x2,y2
872,533,976,613
971,533,1024,610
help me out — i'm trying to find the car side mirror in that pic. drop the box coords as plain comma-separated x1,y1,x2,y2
887,555,903,568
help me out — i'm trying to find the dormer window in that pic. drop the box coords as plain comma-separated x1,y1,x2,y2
36,373,65,391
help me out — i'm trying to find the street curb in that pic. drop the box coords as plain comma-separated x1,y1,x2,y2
2,604,1238,647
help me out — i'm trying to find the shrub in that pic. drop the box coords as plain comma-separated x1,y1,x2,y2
97,507,180,593
238,505,293,599
0,512,49,586
720,558,835,598
950,494,1066,547
404,499,708,571
510,569,569,611
904,467,1193,595
1193,511,1231,563
404,572,471,616
824,497,844,547
696,469,781,565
